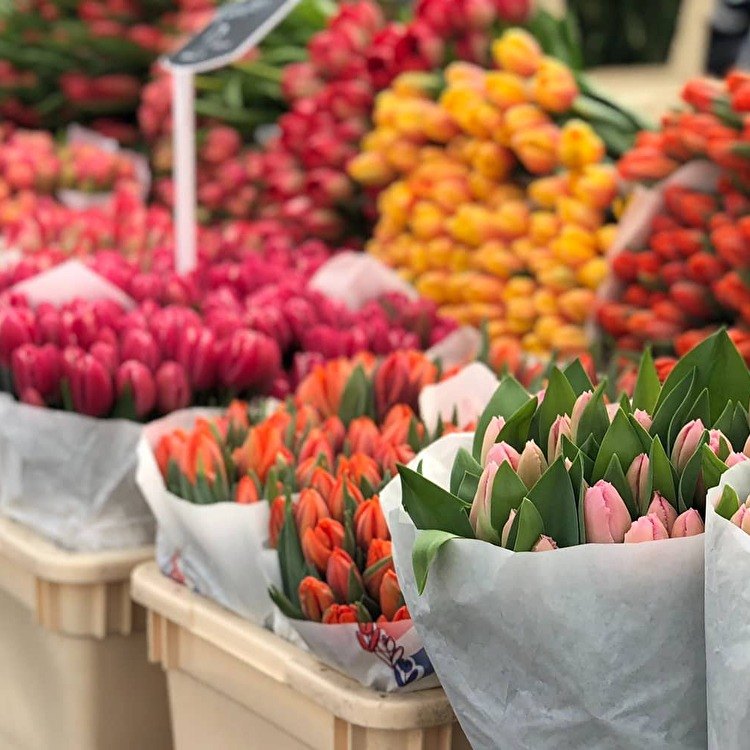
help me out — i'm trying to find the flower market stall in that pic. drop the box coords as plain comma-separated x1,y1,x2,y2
0,0,748,748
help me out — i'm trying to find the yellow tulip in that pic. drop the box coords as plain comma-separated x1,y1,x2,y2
503,103,550,138
461,272,505,302
537,263,577,292
531,58,578,114
511,124,561,175
410,200,445,240
554,325,589,353
576,257,609,289
529,211,561,244
472,141,514,181
570,164,618,210
474,241,523,278
558,288,595,323
533,288,559,316
408,242,430,274
491,200,530,240
385,140,422,174
558,119,605,171
378,182,413,226
551,225,598,265
444,61,487,88
446,204,493,247
503,276,536,300
484,71,529,111
597,223,618,252
491,29,543,77
556,197,603,232
348,152,395,187
416,271,450,302
487,320,511,339
528,175,569,209
535,314,566,344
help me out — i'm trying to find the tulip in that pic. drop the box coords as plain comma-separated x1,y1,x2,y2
180,430,226,488
89,341,119,375
298,428,335,470
154,361,191,415
327,475,365,522
570,390,592,442
218,329,281,392
294,488,331,540
584,481,632,543
68,353,114,418
302,517,345,573
322,604,360,624
326,548,363,603
268,496,286,549
624,514,670,543
559,120,605,171
647,492,678,534
354,498,389,551
671,509,704,538
234,421,293,483
337,453,381,487
10,343,61,401
364,539,394,598
347,416,381,455
708,429,731,459
20,388,45,407
531,58,578,114
0,306,34,365
730,500,750,534
373,350,437,421
177,326,217,392
671,420,705,471
501,507,517,547
491,28,542,76
120,328,160,372
485,441,521,471
516,440,547,488
470,461,501,543
633,409,653,431
299,577,336,622
379,568,404,621
478,415,505,463
234,476,259,505
726,452,748,467
626,454,650,513
511,123,560,174
115,360,156,419
547,414,572,463
295,359,353,419
532,534,558,552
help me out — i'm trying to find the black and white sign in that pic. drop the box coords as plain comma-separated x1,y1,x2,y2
169,0,300,73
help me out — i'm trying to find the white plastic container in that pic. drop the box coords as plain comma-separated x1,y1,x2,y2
131,561,471,750
0,518,171,749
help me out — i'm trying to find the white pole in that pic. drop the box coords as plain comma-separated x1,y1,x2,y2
172,68,198,275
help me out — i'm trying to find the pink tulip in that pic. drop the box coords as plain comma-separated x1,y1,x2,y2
570,390,592,442
547,414,572,462
155,361,191,414
671,420,705,471
623,514,669,543
516,440,547,488
177,326,217,391
217,330,281,392
115,360,156,419
584,480,632,543
726,452,748,467
19,387,45,407
633,409,653,431
11,343,61,401
707,429,731,458
744,435,750,458
647,492,678,534
0,306,34,365
606,403,620,422
120,328,160,372
470,461,501,543
626,454,650,513
480,415,505,464
68,353,114,418
532,534,558,552
89,341,119,375
730,501,750,534
671,509,704,538
501,507,517,547
486,441,521,472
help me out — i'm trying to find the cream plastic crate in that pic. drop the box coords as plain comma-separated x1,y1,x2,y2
0,518,172,750
131,561,471,750
539,0,714,119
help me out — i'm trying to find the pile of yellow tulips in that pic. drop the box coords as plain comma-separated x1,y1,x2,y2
349,29,619,356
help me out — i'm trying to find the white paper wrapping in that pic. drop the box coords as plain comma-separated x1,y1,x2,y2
0,394,153,550
705,464,750,750
425,326,482,370
137,409,280,626
381,434,707,750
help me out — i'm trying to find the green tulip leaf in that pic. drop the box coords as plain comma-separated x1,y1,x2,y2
619,392,633,414
456,471,481,505
603,454,637,520
527,457,579,547
632,347,661,413
472,376,531,459
538,368,577,453
450,448,483,496
729,403,750,452
498,396,539,452
569,452,586,494
490,461,529,534
398,465,475,537
628,414,653,453
268,586,304,621
677,432,709,512
577,481,587,544
412,529,459,594
715,484,741,520
649,436,676,507
561,434,580,463
655,329,750,425
650,369,696,449
511,498,545,552
278,498,308,607
563,358,594,396
338,365,373,426
712,400,735,441
668,387,711,450
701,444,729,496
592,408,645,483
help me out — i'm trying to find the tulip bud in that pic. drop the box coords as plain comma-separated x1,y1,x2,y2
155,361,192,414
647,492,678,534
177,326,217,392
379,568,404,621
726,452,748,467
68,353,114,418
218,329,281,392
347,417,380,455
516,440,547,488
744,434,750,458
708,429,731,459
501,507,517,547
570,390,593,442
671,509,704,538
584,480,632,543
327,475,364,522
120,328,160,372
322,603,360,624
302,517,345,573
268,496,286,549
353,498,389,550
294,488,331,540
0,306,34,366
532,534,558,552
606,403,620,422
486,441,521,471
326,548,363,603
234,475,259,505
623,514,670,543
11,343,61,401
470,462,501,543
115,360,156,419
531,57,578,114
392,605,410,622
633,409,653,431
626,454,650,513
671,420,705,471
480,415,506,464
491,28,542,76
299,577,336,622
547,414,572,463
364,539,394,598
730,500,750,534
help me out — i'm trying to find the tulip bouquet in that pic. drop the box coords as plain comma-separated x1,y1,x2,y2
381,329,750,748
348,28,644,356
598,71,750,363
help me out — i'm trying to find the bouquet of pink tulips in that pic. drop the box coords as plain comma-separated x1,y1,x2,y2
381,329,750,749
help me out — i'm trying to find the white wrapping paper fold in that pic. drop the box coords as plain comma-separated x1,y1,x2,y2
0,394,153,550
705,464,750,750
381,434,707,750
137,409,280,626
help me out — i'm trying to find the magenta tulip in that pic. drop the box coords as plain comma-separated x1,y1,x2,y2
89,341,119,375
155,361,191,414
583,480,632,543
217,329,281,392
11,343,61,401
68,353,114,418
0,307,34,365
177,326,217,391
116,360,156,419
120,328,160,372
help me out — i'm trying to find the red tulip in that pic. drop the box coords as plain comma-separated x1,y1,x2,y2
0,306,34,365
68,353,114,418
299,577,336,622
268,496,286,549
177,326,217,392
89,341,119,375
120,328,160,372
321,603,360,624
154,361,191,414
10,343,61,401
115,360,156,419
234,475,259,504
217,329,281,392
327,475,365,522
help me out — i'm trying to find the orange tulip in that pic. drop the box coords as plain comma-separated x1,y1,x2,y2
558,120,605,171
328,475,365,521
309,467,336,502
296,359,354,419
373,439,415,477
364,539,394,598
512,123,560,175
233,420,293,483
225,399,250,432
155,430,187,477
373,350,437,420
354,498,390,550
492,29,543,77
326,548,363,603
294,488,330,539
302,517,345,573
392,605,410,622
322,603,360,624
180,430,226,486
531,58,578,114
320,416,345,452
379,569,404,621
268,496,286,548
347,416,380,455
234,475,259,504
298,428,335,469
336,453,381,487
299,577,335,622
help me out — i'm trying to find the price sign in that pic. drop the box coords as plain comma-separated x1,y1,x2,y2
167,0,301,273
